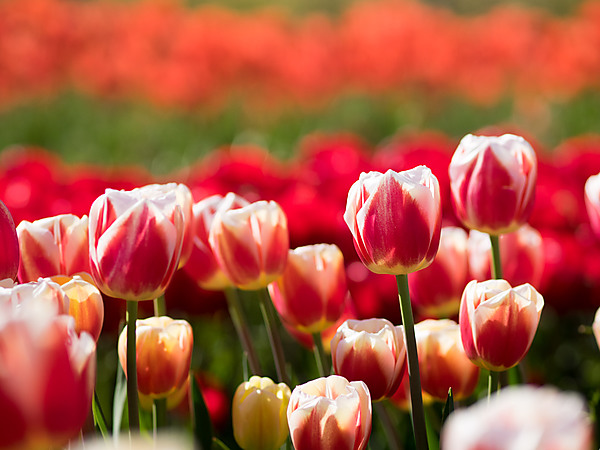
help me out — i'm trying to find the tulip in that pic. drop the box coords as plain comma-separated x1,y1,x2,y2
0,199,19,281
269,243,348,334
459,279,544,371
331,318,406,401
118,316,193,399
415,319,479,401
287,375,372,450
184,193,249,291
408,226,469,319
209,199,289,290
468,225,544,287
0,300,96,450
88,186,184,301
344,166,442,275
449,133,537,235
16,214,89,283
442,385,593,450
232,376,291,450
57,275,105,342
0,277,69,314
593,307,600,351
585,172,600,239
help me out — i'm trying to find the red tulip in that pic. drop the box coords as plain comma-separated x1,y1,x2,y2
344,166,442,275
449,133,537,235
0,200,19,281
88,185,184,301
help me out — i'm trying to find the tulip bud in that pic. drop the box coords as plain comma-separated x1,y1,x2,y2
0,199,19,281
58,275,105,342
287,375,372,450
459,279,544,371
468,225,544,287
344,166,442,275
409,226,469,319
0,277,69,315
415,319,479,401
88,185,184,301
269,244,348,334
442,385,593,450
585,172,600,239
593,307,600,351
16,214,89,283
209,199,289,290
449,133,537,235
118,316,193,399
232,376,291,450
331,318,406,401
184,193,249,290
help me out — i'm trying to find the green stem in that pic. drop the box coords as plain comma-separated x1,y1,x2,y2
374,401,402,450
488,370,500,400
126,300,139,430
153,398,167,431
489,234,503,280
224,288,262,376
312,332,329,377
153,295,166,317
396,274,429,450
258,288,290,386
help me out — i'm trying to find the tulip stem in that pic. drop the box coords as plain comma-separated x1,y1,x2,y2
258,288,291,386
488,370,500,399
225,288,262,376
396,274,429,450
489,234,503,280
126,300,139,430
312,332,329,377
153,295,166,317
153,398,167,431
374,401,402,450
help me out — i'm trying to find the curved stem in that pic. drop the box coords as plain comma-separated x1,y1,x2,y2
396,274,429,450
224,288,262,376
126,300,139,430
312,332,329,377
153,295,166,317
258,288,290,386
489,234,503,280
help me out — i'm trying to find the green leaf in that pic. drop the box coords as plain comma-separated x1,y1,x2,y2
92,390,109,439
113,363,127,435
190,371,214,450
441,387,454,425
212,437,232,450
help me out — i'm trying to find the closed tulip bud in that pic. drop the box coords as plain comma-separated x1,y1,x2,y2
58,275,104,342
269,244,348,334
468,225,544,287
331,318,406,401
344,166,442,275
442,385,593,450
0,277,69,315
118,316,193,399
16,214,89,283
287,375,372,450
449,134,537,235
89,186,184,301
459,279,544,371
409,226,469,319
585,172,600,239
184,193,249,290
232,376,291,450
415,319,479,401
209,199,289,290
0,200,19,281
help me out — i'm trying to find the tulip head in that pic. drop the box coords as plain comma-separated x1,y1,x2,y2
585,172,600,239
287,375,372,450
209,199,289,290
331,318,405,401
0,277,69,315
593,307,600,352
118,316,193,399
459,279,544,371
232,376,291,450
449,133,537,235
0,200,19,281
344,166,442,275
415,319,480,401
57,275,105,342
88,186,184,301
269,243,348,334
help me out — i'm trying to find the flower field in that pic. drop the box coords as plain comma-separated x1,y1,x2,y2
2,0,600,448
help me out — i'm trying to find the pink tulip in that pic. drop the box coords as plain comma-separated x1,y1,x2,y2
459,279,544,371
0,277,69,314
344,166,442,275
442,385,593,450
184,193,249,291
593,307,600,351
287,375,372,450
209,198,289,290
331,318,406,401
415,319,479,401
585,172,600,239
16,214,89,283
0,199,19,281
468,225,544,287
269,244,348,334
449,134,537,235
409,226,469,319
88,185,184,301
